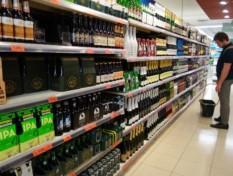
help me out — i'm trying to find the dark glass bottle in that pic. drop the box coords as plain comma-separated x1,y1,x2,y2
53,103,64,136
23,0,33,42
72,14,79,46
1,0,14,41
84,15,90,46
89,17,94,47
13,0,25,41
79,15,85,46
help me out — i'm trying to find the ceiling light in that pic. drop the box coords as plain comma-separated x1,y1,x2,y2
195,25,223,29
224,15,230,18
220,1,228,5
223,9,229,13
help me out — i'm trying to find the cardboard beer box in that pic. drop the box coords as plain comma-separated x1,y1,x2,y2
35,104,55,144
80,57,96,87
0,112,19,161
17,108,39,152
22,56,48,93
49,56,81,91
0,58,6,104
2,56,23,97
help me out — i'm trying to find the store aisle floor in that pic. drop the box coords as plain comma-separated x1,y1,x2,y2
124,85,233,176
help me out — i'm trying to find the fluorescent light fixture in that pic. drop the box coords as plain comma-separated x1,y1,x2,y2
223,9,229,13
195,25,223,29
220,1,228,5
224,15,230,18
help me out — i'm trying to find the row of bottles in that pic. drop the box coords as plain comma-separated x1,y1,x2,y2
71,0,128,20
72,15,125,48
0,0,34,41
137,37,156,57
124,87,159,126
124,25,138,57
95,60,123,84
120,123,144,162
79,148,121,176
53,92,124,136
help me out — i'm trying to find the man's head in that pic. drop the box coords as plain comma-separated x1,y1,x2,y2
214,32,230,48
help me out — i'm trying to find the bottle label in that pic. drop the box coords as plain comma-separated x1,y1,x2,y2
64,115,71,128
14,18,25,40
94,35,100,46
2,17,14,39
84,33,89,45
74,32,80,44
24,20,34,41
79,32,85,45
58,119,63,131
96,75,101,83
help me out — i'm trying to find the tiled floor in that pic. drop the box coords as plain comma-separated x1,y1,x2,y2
124,69,233,176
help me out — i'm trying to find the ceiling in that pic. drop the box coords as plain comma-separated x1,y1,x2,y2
157,0,233,39
197,0,233,19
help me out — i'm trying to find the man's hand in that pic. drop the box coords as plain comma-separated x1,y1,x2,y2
216,82,222,93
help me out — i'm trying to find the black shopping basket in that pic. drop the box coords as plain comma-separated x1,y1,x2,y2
199,83,219,118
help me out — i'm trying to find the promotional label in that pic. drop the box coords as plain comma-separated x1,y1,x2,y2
2,17,14,39
24,20,34,40
13,19,24,40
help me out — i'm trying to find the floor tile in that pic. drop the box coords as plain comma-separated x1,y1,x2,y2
126,163,171,176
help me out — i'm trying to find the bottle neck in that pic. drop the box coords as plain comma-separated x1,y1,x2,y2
23,1,30,13
1,0,8,8
13,0,20,10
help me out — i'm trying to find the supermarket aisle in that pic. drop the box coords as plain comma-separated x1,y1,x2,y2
124,85,233,176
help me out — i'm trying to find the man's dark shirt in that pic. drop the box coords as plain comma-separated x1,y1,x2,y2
216,42,233,80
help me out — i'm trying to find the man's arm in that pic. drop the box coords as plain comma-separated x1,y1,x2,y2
216,63,232,92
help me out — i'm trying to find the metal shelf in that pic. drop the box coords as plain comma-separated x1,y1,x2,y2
0,41,125,54
109,66,207,98
68,140,122,176
30,0,128,25
0,79,125,113
122,78,206,137
126,55,210,62
115,88,205,176
129,19,209,47
0,108,124,173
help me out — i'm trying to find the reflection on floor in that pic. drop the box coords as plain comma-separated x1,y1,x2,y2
124,66,233,176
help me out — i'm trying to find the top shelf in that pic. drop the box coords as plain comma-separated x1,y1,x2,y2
129,19,209,47
30,0,128,25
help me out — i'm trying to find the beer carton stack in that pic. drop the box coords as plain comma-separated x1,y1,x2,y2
0,58,7,105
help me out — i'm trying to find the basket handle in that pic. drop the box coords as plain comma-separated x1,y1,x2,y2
202,82,220,105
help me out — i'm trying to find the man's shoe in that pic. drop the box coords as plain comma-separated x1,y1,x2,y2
210,123,229,130
214,116,221,122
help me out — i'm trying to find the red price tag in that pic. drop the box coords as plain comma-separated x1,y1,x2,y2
105,83,112,89
63,134,72,142
84,123,97,132
32,144,53,157
104,49,112,54
67,172,76,176
111,112,119,119
10,44,25,52
51,0,60,4
86,48,94,54
48,96,58,103
128,93,133,98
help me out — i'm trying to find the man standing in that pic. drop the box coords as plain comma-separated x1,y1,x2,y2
211,32,233,129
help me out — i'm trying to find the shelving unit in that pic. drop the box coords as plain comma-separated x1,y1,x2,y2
129,19,208,47
0,79,125,113
0,108,124,173
122,77,206,136
109,66,207,98
115,88,205,176
126,55,210,62
68,140,122,176
0,42,125,54
30,0,128,25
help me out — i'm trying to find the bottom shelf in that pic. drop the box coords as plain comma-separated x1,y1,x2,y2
115,88,205,176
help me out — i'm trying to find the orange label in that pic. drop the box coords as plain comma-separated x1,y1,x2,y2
10,44,25,52
104,49,112,54
86,48,94,54
105,83,112,89
48,96,58,103
51,0,60,4
84,123,97,132
128,93,133,97
63,134,72,142
32,144,53,157
67,172,76,176
111,111,119,119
